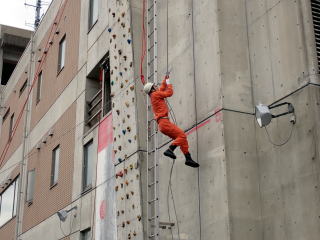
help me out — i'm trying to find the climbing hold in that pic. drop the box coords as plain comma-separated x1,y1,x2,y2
112,34,116,39
126,193,129,199
130,62,133,67
120,83,124,88
121,22,125,28
116,171,124,177
114,137,117,142
124,168,128,175
118,49,122,55
125,180,129,186
132,204,135,209
114,150,118,154
121,12,125,17
116,110,120,115
136,174,139,179
128,139,132,143
127,39,131,44
118,158,123,163
112,12,115,17
133,231,137,237
124,67,128,72
137,215,141,221
118,17,120,22
121,210,124,214
128,28,131,33
125,102,130,107
115,66,118,70
127,126,131,132
118,146,122,151
110,39,112,43
123,34,126,38
124,56,127,61
111,80,114,85
111,70,113,75
117,211,120,216
126,220,130,225
122,118,125,123
108,28,112,32
132,98,135,103
129,164,133,170
115,186,119,191
124,154,128,159
110,92,115,97
120,72,123,76
131,191,134,195
121,183,124,188
130,85,134,91
109,8,111,12
127,114,131,119
112,102,115,108
122,129,126,135
122,222,125,228
114,55,117,60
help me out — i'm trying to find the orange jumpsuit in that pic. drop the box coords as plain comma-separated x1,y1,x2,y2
150,78,189,154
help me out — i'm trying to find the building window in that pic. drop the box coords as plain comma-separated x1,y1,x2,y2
2,108,10,124
0,177,19,227
19,79,28,97
88,0,99,30
82,140,93,191
26,169,35,203
9,113,14,140
36,71,42,104
58,35,66,73
311,0,320,71
80,228,91,240
51,145,60,187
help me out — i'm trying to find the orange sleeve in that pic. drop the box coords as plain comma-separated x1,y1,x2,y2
156,84,173,98
159,78,167,91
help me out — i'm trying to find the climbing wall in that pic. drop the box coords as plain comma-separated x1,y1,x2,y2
108,0,144,239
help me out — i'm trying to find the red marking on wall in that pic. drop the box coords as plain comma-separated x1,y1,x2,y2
214,107,223,123
186,119,211,136
98,114,113,153
99,200,107,220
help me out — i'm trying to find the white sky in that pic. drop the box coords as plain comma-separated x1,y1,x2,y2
0,0,52,30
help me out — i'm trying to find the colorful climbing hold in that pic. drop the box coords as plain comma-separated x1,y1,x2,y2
122,129,126,135
130,85,134,91
108,28,112,32
127,39,131,44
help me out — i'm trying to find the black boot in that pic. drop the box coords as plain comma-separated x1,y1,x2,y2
163,145,177,159
185,153,200,168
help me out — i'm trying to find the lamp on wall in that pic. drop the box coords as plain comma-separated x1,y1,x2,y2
57,206,77,222
255,102,295,127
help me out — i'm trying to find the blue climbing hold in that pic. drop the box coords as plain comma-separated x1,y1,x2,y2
118,158,123,163
111,81,114,86
108,28,112,32
128,139,132,143
127,39,131,44
122,130,126,135
120,72,123,76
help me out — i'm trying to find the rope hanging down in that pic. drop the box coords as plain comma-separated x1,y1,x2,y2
140,0,147,85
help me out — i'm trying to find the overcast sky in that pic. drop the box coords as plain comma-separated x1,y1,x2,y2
0,0,52,30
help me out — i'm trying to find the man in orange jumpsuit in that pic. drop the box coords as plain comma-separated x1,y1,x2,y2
143,75,200,168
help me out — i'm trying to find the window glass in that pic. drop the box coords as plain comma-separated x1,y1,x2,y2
58,36,66,72
26,170,35,202
0,183,15,226
51,146,60,186
89,0,98,29
36,72,42,103
83,140,93,190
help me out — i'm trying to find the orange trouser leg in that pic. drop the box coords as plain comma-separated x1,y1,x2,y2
158,119,189,154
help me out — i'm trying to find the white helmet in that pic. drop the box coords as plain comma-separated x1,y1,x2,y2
143,82,154,94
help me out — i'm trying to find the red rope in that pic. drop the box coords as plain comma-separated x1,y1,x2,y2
0,0,69,167
140,0,147,85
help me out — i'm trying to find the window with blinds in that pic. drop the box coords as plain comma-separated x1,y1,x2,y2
311,0,320,70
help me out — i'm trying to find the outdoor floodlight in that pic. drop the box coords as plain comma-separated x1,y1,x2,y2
57,206,77,222
255,102,295,127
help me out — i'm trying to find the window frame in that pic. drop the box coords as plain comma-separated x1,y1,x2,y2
50,145,60,188
36,71,42,104
26,169,35,203
88,0,99,31
19,79,28,97
57,35,66,74
82,140,93,192
0,177,19,227
9,113,14,141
